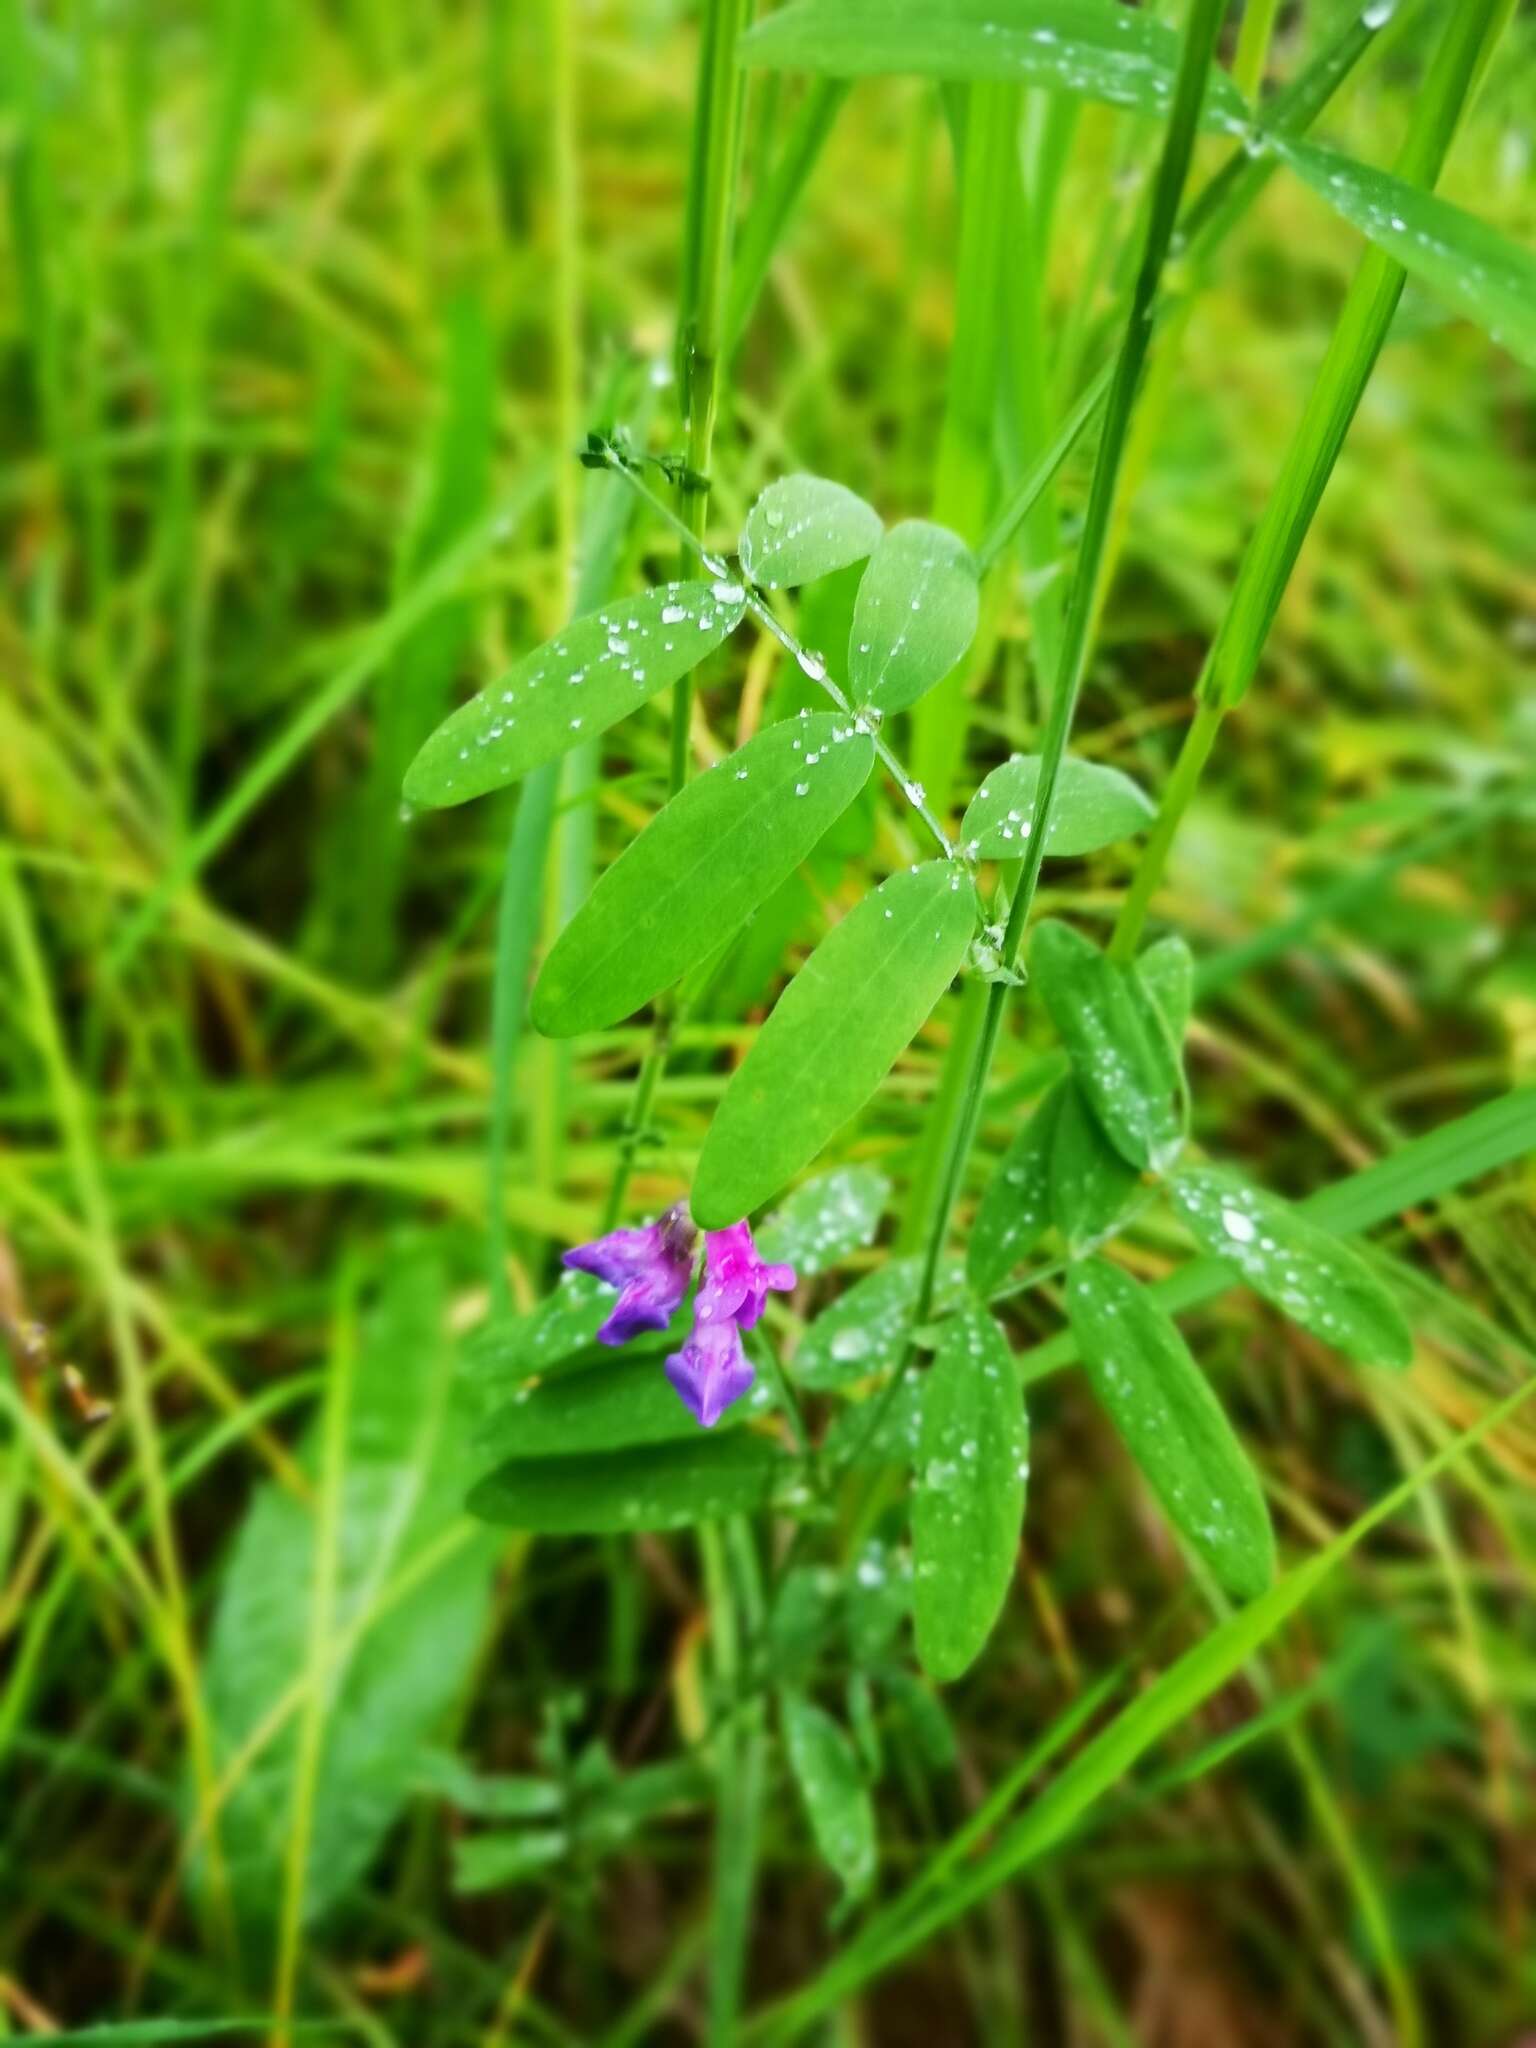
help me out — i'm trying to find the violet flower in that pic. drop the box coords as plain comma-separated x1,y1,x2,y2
563,1206,796,1430
562,1201,697,1346
665,1313,756,1430
696,1221,796,1332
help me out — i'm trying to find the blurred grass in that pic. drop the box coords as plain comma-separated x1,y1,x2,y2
2,0,1535,2042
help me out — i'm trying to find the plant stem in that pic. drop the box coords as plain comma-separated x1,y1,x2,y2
900,0,1424,1247
899,0,1231,1341
603,0,750,1232
1109,0,1511,964
487,0,583,1307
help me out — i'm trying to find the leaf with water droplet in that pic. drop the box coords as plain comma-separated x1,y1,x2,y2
961,754,1154,860
1275,136,1536,374
967,1086,1062,1296
795,1256,969,1390
848,519,979,713
1136,932,1194,1045
532,713,873,1035
694,862,976,1225
739,474,883,589
1049,1080,1139,1254
467,1432,791,1532
469,1350,777,1465
1168,1166,1413,1368
912,1301,1028,1681
1031,919,1184,1172
757,1165,891,1277
780,1690,878,1904
740,0,1250,136
403,580,746,807
1067,1258,1275,1600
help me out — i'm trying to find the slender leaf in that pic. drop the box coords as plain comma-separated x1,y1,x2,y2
757,1164,891,1275
738,474,882,589
848,520,980,714
794,1256,969,1391
1031,918,1184,1171
470,1352,778,1465
912,1303,1029,1681
466,1431,790,1532
693,861,976,1225
532,712,874,1035
1049,1081,1138,1254
201,1253,496,1933
455,1271,679,1431
961,753,1154,859
1066,1258,1275,1600
740,0,1250,137
1137,931,1194,1043
1169,1166,1414,1368
403,578,746,807
1277,135,1536,372
967,1087,1061,1296
781,1691,878,1904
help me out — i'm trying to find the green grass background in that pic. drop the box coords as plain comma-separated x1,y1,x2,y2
2,0,1535,2041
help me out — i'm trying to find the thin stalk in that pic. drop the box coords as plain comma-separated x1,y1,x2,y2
604,0,751,1230
900,0,1423,1248
725,76,849,355
487,0,582,1306
1231,0,1282,102
272,1274,356,2043
1110,0,1512,962
703,1520,767,2046
911,81,1019,816
899,0,1231,1348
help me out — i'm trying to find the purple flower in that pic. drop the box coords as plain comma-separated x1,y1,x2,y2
665,1314,756,1430
696,1222,796,1332
562,1202,697,1346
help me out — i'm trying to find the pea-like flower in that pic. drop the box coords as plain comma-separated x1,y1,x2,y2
664,1314,756,1430
562,1207,796,1429
561,1201,697,1346
695,1221,796,1332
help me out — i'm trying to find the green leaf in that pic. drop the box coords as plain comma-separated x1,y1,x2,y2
795,1257,968,1390
1066,1259,1275,1601
403,578,746,807
1276,136,1536,373
470,1352,779,1465
881,1668,958,1775
532,712,874,1035
466,1431,791,1533
1136,932,1194,1044
966,1087,1061,1296
201,1251,497,1934
27,2028,352,2046
848,520,979,714
757,1164,891,1276
961,754,1154,860
740,0,1250,137
1030,918,1184,1173
455,1271,678,1432
780,1691,878,1903
1168,1166,1413,1368
1048,1081,1139,1254
454,1828,568,1891
912,1302,1029,1682
738,474,882,590
823,1373,926,1469
693,861,976,1225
